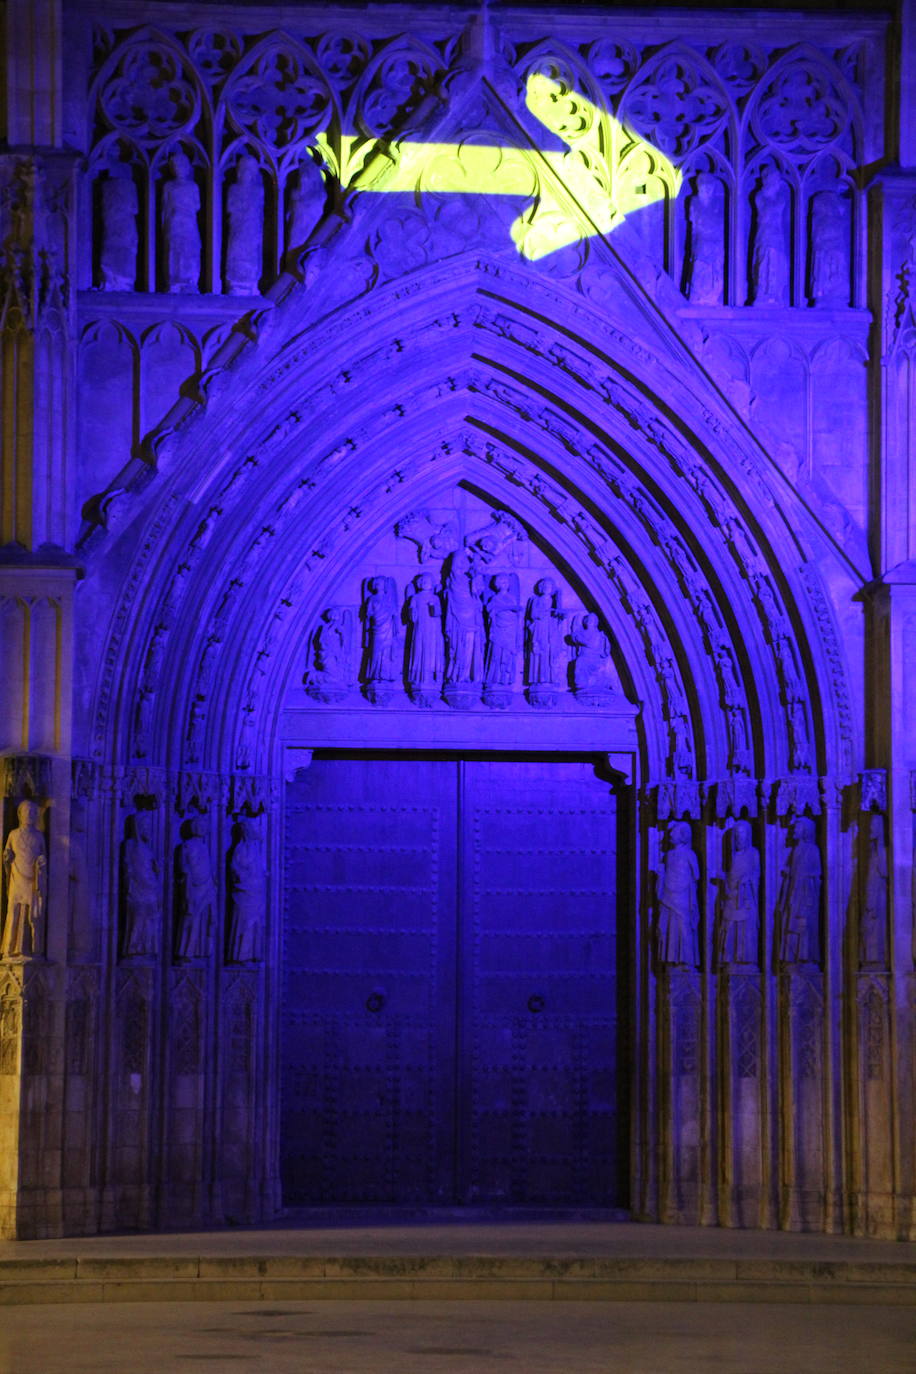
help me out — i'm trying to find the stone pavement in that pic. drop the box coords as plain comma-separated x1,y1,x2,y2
0,1220,913,1307
0,1298,914,1373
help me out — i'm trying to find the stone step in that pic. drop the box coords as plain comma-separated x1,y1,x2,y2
0,1254,914,1305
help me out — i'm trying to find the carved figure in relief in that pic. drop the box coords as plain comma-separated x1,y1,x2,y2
787,694,812,772
464,510,527,565
225,155,264,295
99,165,138,290
2,801,46,958
175,819,216,962
307,606,354,702
362,576,401,697
656,821,700,968
860,812,888,967
810,190,848,307
483,573,522,696
776,816,822,966
750,164,790,306
685,173,724,306
162,152,200,293
121,812,160,958
669,709,693,777
525,577,566,706
715,646,752,774
286,158,327,252
443,548,485,686
395,510,460,563
568,613,617,701
405,574,444,705
227,820,265,963
717,820,760,967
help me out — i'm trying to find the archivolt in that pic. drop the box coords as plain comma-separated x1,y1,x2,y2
89,252,857,797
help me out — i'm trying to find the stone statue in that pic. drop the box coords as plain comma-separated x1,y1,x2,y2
715,646,752,774
685,173,723,305
656,821,700,968
162,151,200,293
225,154,263,295
443,548,484,686
810,190,848,307
568,613,616,700
750,164,790,306
121,811,160,958
362,576,401,698
776,816,822,966
227,820,265,963
405,573,444,706
67,799,94,961
669,709,693,778
483,573,522,696
99,165,138,290
524,577,566,706
175,818,216,962
307,606,354,702
2,800,47,958
787,694,812,772
717,819,760,967
860,812,888,967
286,159,327,253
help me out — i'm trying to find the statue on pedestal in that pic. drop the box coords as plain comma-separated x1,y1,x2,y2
99,164,138,290
776,816,822,966
656,820,700,968
227,820,265,964
121,811,160,958
2,801,46,958
717,820,760,967
175,818,216,962
162,152,200,293
225,154,264,295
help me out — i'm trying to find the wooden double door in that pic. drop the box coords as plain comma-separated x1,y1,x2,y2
281,754,624,1207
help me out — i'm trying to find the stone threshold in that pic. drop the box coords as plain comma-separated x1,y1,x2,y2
0,1254,914,1306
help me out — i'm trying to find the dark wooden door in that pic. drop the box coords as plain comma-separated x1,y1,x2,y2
281,756,620,1206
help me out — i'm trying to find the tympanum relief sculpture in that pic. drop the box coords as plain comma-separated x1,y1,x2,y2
304,501,629,711
1,801,47,959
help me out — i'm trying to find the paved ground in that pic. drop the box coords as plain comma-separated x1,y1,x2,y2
1,1219,910,1261
0,1298,912,1373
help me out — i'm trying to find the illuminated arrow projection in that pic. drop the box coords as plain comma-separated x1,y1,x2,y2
316,74,682,261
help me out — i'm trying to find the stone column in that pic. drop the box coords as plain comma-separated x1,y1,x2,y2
869,137,916,1236
0,0,79,1240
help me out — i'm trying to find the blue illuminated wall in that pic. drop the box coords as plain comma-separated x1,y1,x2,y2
0,0,913,1239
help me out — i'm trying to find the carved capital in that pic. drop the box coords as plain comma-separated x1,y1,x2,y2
0,755,52,801
859,769,887,813
774,775,821,817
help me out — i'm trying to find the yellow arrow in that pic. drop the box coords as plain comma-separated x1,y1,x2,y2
315,74,682,261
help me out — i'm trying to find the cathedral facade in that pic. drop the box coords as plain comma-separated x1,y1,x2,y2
1,0,914,1239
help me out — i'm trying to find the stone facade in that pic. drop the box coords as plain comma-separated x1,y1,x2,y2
0,0,913,1238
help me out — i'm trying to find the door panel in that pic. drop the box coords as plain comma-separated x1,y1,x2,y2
281,755,620,1207
282,759,458,1204
460,761,619,1205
